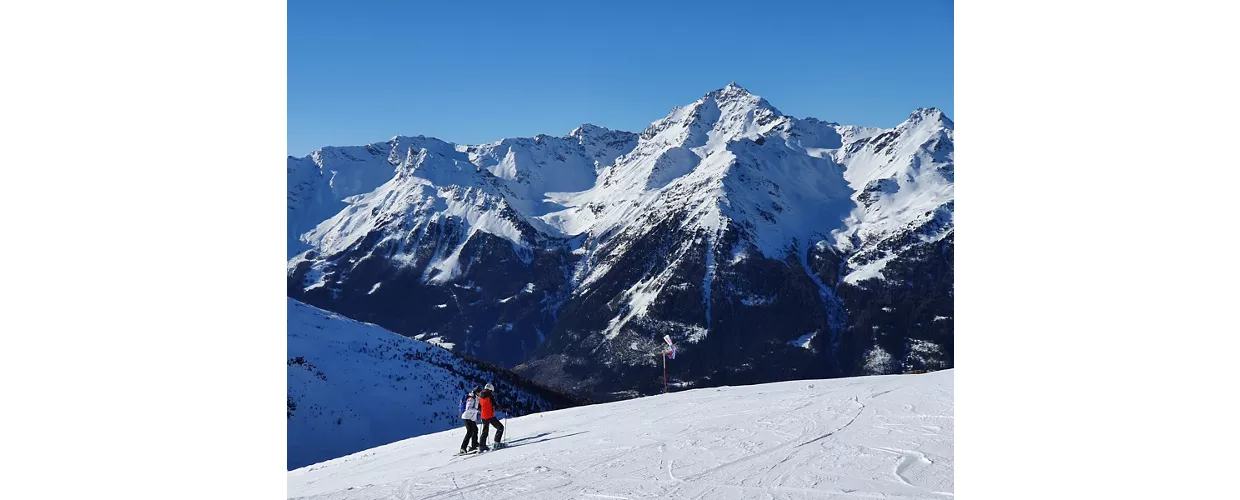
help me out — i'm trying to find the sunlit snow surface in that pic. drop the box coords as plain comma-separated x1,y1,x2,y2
289,370,953,500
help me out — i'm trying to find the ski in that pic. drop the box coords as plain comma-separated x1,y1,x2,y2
455,443,507,459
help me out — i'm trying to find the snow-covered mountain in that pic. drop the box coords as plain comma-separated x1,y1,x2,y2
288,369,955,500
287,83,953,399
287,298,583,470
287,138,410,258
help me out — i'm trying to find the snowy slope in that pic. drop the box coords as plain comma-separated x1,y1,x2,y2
542,83,856,259
829,108,954,285
287,298,580,470
289,125,640,285
288,84,948,293
288,137,445,257
288,370,954,500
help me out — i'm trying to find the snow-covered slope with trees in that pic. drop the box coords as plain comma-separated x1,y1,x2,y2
287,298,583,470
287,83,953,399
288,370,954,500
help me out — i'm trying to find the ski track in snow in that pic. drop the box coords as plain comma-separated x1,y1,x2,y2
288,371,953,500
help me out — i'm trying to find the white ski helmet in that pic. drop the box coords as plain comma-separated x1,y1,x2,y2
484,383,495,391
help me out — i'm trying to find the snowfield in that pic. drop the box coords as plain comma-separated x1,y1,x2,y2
288,370,953,499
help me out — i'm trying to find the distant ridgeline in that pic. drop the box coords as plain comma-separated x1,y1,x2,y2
287,83,953,401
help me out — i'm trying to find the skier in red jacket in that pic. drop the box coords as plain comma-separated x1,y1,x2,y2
477,383,505,450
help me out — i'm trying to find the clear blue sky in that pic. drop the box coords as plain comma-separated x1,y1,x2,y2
289,0,953,157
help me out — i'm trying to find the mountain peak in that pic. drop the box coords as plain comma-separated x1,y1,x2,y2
905,107,953,128
704,83,781,118
636,84,785,147
568,123,607,138
706,82,756,102
897,107,952,132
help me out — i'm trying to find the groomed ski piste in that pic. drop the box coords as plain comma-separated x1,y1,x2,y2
288,370,953,499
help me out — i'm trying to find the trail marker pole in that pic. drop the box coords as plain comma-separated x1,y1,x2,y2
662,334,676,394
663,351,667,393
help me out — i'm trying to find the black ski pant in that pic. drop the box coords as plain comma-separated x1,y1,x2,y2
460,419,479,450
479,416,504,445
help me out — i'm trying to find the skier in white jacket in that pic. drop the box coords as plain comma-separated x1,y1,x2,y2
458,387,482,454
